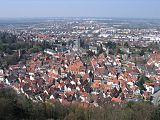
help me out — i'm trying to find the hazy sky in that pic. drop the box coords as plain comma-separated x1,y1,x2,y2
0,0,160,18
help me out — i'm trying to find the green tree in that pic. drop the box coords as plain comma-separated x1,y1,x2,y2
139,49,145,56
151,107,160,120
124,42,129,47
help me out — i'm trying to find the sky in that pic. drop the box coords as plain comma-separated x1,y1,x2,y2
0,0,160,19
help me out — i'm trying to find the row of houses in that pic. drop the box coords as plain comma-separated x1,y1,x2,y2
0,48,160,106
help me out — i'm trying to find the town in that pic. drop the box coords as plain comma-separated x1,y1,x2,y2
0,18,160,108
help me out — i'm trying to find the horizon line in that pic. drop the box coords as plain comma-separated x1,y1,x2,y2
0,16,160,20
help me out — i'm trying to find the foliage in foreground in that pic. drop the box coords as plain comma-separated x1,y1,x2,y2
0,87,160,120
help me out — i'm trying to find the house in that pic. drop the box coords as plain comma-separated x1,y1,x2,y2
153,83,160,93
0,69,4,82
144,84,154,94
89,46,98,54
5,75,18,85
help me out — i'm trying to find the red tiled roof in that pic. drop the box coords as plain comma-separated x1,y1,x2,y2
111,97,122,102
82,73,89,81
